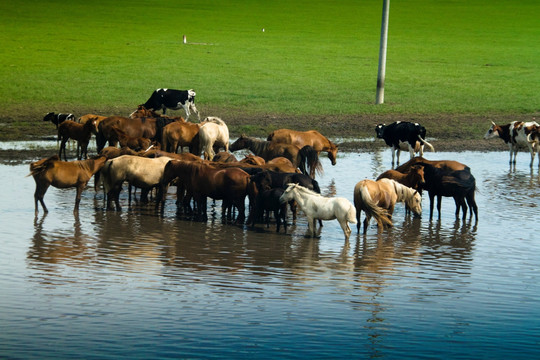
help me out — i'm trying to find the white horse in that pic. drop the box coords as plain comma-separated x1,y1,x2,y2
198,117,230,160
279,183,357,240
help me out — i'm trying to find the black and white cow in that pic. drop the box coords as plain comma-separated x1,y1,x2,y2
375,121,435,165
43,112,75,129
139,88,200,120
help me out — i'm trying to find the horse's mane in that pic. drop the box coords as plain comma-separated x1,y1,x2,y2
286,183,322,197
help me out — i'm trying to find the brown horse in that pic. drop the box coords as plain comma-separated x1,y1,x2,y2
239,154,265,166
213,151,238,163
159,160,250,222
354,178,422,233
268,128,339,166
58,119,96,160
128,105,163,119
96,116,157,152
230,134,322,178
28,155,107,213
376,164,425,191
161,121,202,154
111,126,152,151
395,156,468,173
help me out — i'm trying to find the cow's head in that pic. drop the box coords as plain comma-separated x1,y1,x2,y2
375,124,386,138
484,121,501,140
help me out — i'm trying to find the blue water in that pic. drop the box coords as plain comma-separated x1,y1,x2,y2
1,149,539,359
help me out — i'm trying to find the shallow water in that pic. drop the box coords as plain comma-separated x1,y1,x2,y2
1,147,539,359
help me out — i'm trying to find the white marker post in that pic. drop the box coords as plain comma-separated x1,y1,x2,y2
376,0,390,104
183,35,187,44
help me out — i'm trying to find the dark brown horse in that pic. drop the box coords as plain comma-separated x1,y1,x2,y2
28,155,107,213
159,160,251,222
230,134,322,178
111,126,152,151
395,156,468,173
267,128,339,165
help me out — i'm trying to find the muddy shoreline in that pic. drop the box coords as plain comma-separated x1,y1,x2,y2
2,110,535,163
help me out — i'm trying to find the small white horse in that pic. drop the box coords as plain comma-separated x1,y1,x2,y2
198,117,230,160
279,183,357,240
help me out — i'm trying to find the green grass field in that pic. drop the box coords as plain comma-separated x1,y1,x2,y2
0,0,539,120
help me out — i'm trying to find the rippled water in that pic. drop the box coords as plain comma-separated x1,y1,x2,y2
1,147,539,359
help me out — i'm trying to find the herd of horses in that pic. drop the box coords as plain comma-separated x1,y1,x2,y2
36,107,537,240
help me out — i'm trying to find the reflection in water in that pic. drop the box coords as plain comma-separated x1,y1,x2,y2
6,152,539,359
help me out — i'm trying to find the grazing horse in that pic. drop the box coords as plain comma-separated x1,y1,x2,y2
417,163,478,221
353,178,422,233
158,160,250,222
239,154,266,166
57,119,96,160
267,129,339,166
28,155,107,213
101,155,173,210
43,112,75,129
279,183,356,240
161,121,202,154
376,164,425,191
230,134,322,178
198,117,230,160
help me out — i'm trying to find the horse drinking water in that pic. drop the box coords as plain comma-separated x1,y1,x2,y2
279,183,357,241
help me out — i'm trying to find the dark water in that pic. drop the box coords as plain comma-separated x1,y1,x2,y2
1,147,539,359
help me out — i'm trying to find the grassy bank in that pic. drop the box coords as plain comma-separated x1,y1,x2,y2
0,0,539,144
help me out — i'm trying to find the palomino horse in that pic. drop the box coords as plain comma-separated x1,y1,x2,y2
353,178,422,233
100,155,173,210
267,128,339,166
230,134,322,178
198,117,230,160
279,183,357,240
28,155,107,213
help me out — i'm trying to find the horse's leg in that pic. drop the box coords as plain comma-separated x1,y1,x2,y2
363,214,370,233
437,195,442,219
339,219,352,240
140,188,150,204
429,193,435,220
34,182,50,214
306,216,315,237
74,183,86,213
356,208,361,233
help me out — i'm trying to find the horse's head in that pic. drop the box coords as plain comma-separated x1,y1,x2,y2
410,164,425,188
229,134,248,152
484,121,501,140
327,143,338,166
279,183,297,204
407,191,422,217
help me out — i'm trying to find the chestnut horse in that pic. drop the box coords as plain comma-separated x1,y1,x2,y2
268,128,339,166
354,178,422,233
28,155,107,213
230,134,322,178
57,119,96,160
162,121,201,154
376,164,425,191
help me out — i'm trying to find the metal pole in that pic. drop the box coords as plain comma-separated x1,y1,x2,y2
376,0,390,104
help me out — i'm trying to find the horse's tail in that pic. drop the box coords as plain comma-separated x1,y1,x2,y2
96,129,107,153
347,203,357,224
357,185,393,228
299,145,323,178
417,134,435,152
27,155,60,177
